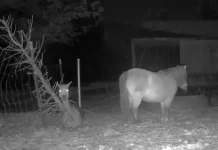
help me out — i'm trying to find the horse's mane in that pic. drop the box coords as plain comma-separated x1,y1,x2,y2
158,65,187,81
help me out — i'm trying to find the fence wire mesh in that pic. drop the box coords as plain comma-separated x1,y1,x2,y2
0,49,60,114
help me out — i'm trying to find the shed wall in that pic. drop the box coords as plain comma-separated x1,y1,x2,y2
180,40,218,74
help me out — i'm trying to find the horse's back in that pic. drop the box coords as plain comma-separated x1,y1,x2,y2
126,68,158,93
127,68,153,84
127,68,177,84
126,68,167,86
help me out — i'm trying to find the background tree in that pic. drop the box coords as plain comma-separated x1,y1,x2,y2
0,0,104,46
200,0,217,20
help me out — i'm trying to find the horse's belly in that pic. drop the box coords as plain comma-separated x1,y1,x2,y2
143,88,165,102
143,81,177,103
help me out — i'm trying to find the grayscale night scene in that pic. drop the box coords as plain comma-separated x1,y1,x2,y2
0,0,217,149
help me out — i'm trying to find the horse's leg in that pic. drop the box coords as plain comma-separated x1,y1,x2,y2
130,97,142,124
121,96,134,124
163,97,173,122
120,94,129,121
125,96,135,124
131,107,141,123
160,97,173,122
128,97,135,124
160,101,165,122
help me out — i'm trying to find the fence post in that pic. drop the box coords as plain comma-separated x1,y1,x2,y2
131,40,136,68
59,59,63,84
77,58,81,107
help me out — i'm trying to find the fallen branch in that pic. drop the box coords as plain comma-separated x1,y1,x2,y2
0,16,82,128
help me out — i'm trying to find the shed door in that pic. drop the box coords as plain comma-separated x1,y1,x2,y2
135,40,180,72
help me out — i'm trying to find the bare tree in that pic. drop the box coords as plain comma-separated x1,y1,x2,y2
0,16,82,128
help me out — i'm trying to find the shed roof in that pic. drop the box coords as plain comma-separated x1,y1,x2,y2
141,21,218,38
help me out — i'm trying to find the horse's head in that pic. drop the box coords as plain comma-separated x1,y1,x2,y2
162,65,188,92
180,80,188,92
175,65,188,92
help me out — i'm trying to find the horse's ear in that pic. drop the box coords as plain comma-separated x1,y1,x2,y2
183,65,187,70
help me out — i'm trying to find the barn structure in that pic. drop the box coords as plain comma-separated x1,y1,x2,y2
130,37,218,86
103,0,218,114
104,21,218,87
128,21,218,87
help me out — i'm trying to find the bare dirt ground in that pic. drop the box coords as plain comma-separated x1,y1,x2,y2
0,94,218,150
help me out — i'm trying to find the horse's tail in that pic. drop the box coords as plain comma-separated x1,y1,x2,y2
119,71,130,120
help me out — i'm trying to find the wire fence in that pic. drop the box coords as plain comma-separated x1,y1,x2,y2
0,48,118,115
0,50,60,114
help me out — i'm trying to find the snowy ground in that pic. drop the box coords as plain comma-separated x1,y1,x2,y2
0,92,218,150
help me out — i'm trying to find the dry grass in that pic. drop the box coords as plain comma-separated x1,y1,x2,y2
1,95,218,150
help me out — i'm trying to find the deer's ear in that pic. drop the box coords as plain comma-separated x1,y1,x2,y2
56,82,60,87
67,81,72,87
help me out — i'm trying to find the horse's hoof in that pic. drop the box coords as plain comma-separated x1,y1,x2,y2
161,118,164,122
127,119,135,125
164,118,168,122
135,119,142,124
128,120,139,125
128,121,135,125
161,118,168,122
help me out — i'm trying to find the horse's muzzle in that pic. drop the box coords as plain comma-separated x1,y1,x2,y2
183,88,188,93
181,83,188,93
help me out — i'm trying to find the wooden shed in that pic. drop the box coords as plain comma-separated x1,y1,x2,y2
131,38,218,86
